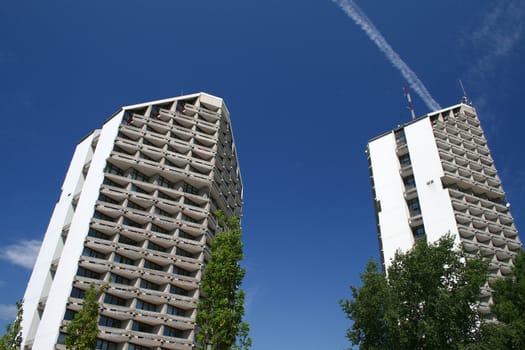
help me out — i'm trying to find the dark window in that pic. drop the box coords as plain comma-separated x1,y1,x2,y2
148,241,168,252
157,191,173,200
64,309,76,321
88,229,109,239
83,247,106,259
103,177,124,188
128,344,152,350
127,201,146,211
166,304,187,317
77,267,101,279
158,176,174,189
173,267,191,277
130,169,150,183
151,224,169,234
70,287,85,299
399,154,411,167
412,225,426,239
140,280,161,291
163,325,184,338
104,294,127,306
181,213,197,223
136,300,158,312
403,175,416,189
57,332,67,345
98,194,119,204
96,339,118,350
132,321,155,333
182,182,199,195
395,129,407,145
179,231,198,241
122,218,144,229
110,273,132,286
99,315,122,328
114,254,136,265
93,211,117,222
176,247,196,259
144,260,163,271
118,235,142,247
407,198,421,215
130,184,148,194
170,285,189,296
105,163,124,176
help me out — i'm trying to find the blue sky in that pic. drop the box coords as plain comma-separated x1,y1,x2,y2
1,1,524,349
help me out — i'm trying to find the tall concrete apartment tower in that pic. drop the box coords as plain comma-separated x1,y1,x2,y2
367,103,521,316
20,93,243,349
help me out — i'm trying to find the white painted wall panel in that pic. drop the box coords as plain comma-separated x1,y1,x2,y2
368,133,414,266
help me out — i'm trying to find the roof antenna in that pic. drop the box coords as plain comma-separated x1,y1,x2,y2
459,80,471,105
403,86,416,120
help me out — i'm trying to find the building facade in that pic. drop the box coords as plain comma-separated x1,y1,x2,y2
21,93,243,349
367,103,521,315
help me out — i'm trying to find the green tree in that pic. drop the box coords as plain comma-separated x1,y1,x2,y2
65,284,106,350
341,235,488,350
480,250,525,349
196,211,251,350
0,300,23,350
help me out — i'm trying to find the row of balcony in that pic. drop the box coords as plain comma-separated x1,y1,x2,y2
436,138,494,167
451,198,513,226
441,159,502,190
441,171,504,202
454,211,517,237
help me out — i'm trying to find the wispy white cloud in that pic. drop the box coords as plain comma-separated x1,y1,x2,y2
332,0,441,111
0,304,17,321
0,240,41,269
468,0,524,76
462,0,525,118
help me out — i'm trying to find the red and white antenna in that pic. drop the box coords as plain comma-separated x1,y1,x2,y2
404,86,416,120
459,80,472,105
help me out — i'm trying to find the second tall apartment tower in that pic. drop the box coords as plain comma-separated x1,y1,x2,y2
21,93,243,349
367,103,522,315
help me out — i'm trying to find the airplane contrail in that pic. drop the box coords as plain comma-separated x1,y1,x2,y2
333,0,441,111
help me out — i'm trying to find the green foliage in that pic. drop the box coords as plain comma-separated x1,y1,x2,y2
341,235,488,350
480,250,525,349
196,211,250,350
65,284,107,350
0,300,23,350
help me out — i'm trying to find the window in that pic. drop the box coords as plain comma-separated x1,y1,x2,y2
166,304,187,317
96,339,118,350
114,254,135,265
176,247,196,259
93,211,117,222
110,273,132,286
104,294,127,306
88,229,109,239
132,321,155,333
173,267,191,277
83,247,106,259
127,201,146,211
148,241,168,252
158,176,174,189
98,194,119,204
99,315,122,328
128,344,152,350
105,163,123,176
395,129,406,145
122,218,144,229
70,287,85,299
64,309,76,321
183,197,200,207
157,191,173,200
403,175,416,189
182,182,199,195
407,198,421,216
77,267,101,279
144,260,163,271
163,325,184,338
179,231,198,241
118,235,142,247
103,177,124,188
170,285,189,296
412,225,426,239
130,184,148,194
140,279,161,291
154,207,171,217
136,300,158,312
130,169,150,183
150,224,169,234
399,154,411,167
57,332,67,345
180,213,197,223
